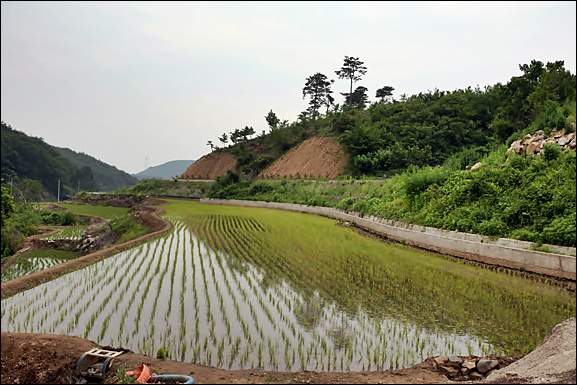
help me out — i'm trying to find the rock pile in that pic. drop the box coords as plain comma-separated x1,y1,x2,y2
430,355,520,381
507,130,576,156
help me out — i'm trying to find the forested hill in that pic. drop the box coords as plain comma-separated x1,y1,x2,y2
1,121,138,197
53,147,139,191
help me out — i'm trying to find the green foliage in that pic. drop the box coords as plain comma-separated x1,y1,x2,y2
115,367,137,384
403,167,448,199
337,86,499,175
117,179,212,197
335,56,368,106
540,212,576,246
108,213,136,235
490,60,576,143
1,205,42,262
1,183,15,229
156,346,169,360
208,170,251,199
104,212,149,245
39,209,78,226
543,143,562,162
303,72,335,118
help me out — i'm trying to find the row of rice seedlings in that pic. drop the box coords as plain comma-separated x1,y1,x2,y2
1,256,66,283
138,223,182,357
178,224,189,361
198,220,254,368
82,258,138,339
192,215,274,368
211,216,312,370
95,247,151,342
34,262,111,334
195,224,217,351
41,226,87,240
205,214,320,371
208,220,278,368
114,240,165,345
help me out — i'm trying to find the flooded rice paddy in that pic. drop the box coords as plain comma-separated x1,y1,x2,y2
1,200,574,371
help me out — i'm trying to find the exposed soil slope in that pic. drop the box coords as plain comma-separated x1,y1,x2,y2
180,151,237,180
258,136,349,179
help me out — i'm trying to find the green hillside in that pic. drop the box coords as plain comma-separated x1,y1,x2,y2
1,121,138,198
53,147,138,191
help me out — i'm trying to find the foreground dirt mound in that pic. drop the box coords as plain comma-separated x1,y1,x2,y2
258,136,349,179
180,151,237,180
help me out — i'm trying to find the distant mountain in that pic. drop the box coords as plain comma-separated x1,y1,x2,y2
134,160,195,180
53,147,139,192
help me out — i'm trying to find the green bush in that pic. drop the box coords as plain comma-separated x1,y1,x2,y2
542,143,562,162
540,213,576,247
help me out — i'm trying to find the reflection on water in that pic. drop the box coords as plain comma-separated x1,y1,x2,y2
1,209,575,372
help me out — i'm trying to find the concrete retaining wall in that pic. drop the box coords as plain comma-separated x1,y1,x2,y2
200,198,576,280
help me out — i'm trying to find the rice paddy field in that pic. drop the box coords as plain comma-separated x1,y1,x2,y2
1,199,574,372
1,250,80,283
39,226,87,241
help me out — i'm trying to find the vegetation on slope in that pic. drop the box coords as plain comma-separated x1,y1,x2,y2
53,146,139,191
202,58,576,248
1,121,138,199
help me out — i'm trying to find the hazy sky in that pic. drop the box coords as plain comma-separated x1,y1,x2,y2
2,1,576,174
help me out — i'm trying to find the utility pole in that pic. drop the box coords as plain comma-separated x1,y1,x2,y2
57,179,60,202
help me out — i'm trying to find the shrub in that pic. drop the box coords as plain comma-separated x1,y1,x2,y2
542,143,562,162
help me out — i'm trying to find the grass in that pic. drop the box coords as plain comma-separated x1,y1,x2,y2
56,203,129,219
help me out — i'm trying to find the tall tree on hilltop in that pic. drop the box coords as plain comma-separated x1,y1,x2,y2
265,110,280,132
218,133,229,146
335,56,367,106
376,86,395,103
341,86,369,108
302,72,335,118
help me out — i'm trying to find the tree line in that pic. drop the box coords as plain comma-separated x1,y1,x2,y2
205,56,575,178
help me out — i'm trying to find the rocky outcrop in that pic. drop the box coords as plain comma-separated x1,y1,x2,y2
507,130,576,156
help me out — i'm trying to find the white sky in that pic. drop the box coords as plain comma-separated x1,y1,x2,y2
1,1,576,174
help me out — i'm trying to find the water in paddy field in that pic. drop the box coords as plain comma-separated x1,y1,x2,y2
2,208,575,372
